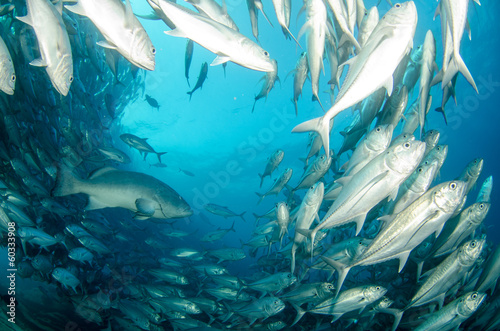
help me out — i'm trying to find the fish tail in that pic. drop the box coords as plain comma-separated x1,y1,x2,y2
443,54,478,93
290,302,306,327
238,212,246,222
52,166,84,197
156,152,167,163
255,192,264,205
258,173,265,188
292,116,331,155
435,107,448,125
291,98,298,116
187,91,194,101
229,221,236,232
320,256,350,297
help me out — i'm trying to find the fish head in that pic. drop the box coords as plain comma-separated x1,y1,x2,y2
458,292,487,316
281,272,297,287
423,129,440,149
283,168,293,181
320,282,335,294
0,58,15,95
471,202,490,222
187,302,202,314
466,158,484,177
366,124,393,151
386,140,425,174
377,296,394,309
429,144,448,167
459,239,485,265
265,297,286,315
51,53,73,96
305,181,324,205
363,285,387,301
383,2,417,29
435,181,467,214
413,159,439,186
239,38,275,72
178,275,189,285
274,149,285,163
130,30,156,71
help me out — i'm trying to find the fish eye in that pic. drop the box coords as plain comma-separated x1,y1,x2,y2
450,182,457,189
287,274,291,278
472,294,477,299
471,242,476,247
479,203,484,209
395,3,401,8
264,51,269,56
376,127,381,132
11,75,15,81
69,75,74,83
274,300,279,305
376,286,380,290
404,142,410,148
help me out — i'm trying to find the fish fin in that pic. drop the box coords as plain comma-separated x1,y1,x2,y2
435,107,448,125
433,223,445,238
384,76,394,96
334,176,352,186
378,214,396,224
297,21,311,41
164,29,189,38
430,69,443,87
443,54,478,93
378,308,404,331
54,0,63,15
211,55,230,66
135,11,161,20
29,58,48,68
292,116,331,155
64,2,87,16
86,197,108,211
238,212,246,222
255,192,264,205
295,228,312,239
320,256,350,296
388,187,399,201
397,250,411,273
124,0,135,29
88,167,116,180
96,40,117,50
156,152,167,163
290,303,306,327
351,213,367,236
135,198,155,216
52,167,84,197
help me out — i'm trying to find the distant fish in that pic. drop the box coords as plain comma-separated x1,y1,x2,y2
204,203,246,221
151,162,167,168
145,94,160,111
187,62,208,100
185,39,194,86
258,149,284,188
120,133,167,163
179,168,195,177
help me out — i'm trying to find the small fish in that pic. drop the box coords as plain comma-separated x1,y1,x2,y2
145,94,160,111
185,39,194,86
187,62,208,100
179,168,195,177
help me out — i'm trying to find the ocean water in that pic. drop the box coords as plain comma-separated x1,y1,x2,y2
1,0,500,330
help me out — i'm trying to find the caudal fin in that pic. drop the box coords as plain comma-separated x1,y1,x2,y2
292,116,331,156
156,152,167,163
435,107,448,125
238,212,246,222
290,303,306,327
443,54,478,93
320,256,351,297
52,166,83,197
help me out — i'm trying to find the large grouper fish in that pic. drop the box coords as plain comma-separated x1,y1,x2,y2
52,166,192,220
